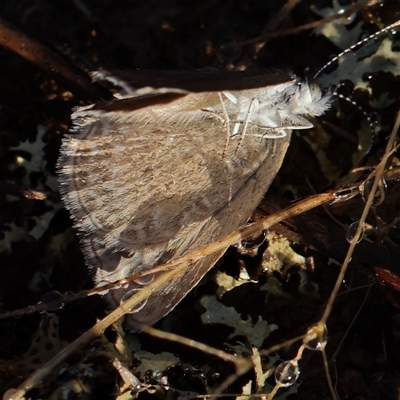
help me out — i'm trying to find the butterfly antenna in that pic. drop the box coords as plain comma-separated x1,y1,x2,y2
314,18,400,79
334,91,380,135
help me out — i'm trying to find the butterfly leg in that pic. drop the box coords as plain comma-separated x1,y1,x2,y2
251,110,289,139
234,98,258,155
218,92,232,157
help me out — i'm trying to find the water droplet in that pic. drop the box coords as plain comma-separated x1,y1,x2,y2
234,229,267,255
40,291,65,311
304,323,328,351
359,178,387,207
121,282,130,290
274,360,299,387
334,9,357,25
136,264,155,286
333,186,358,201
120,289,147,313
346,221,365,243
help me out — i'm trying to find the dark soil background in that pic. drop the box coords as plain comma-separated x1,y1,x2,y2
1,0,400,399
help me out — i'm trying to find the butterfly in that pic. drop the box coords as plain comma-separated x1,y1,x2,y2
57,68,331,330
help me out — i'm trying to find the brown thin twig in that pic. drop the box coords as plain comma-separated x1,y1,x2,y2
317,108,400,399
0,17,111,102
239,0,380,50
2,188,348,400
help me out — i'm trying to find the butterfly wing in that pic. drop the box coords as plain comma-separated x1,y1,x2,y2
58,89,290,330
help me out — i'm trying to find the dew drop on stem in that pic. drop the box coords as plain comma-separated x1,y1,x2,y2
120,288,147,314
346,221,365,243
359,178,387,207
274,360,299,387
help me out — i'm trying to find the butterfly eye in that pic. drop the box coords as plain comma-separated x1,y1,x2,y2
309,82,322,102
